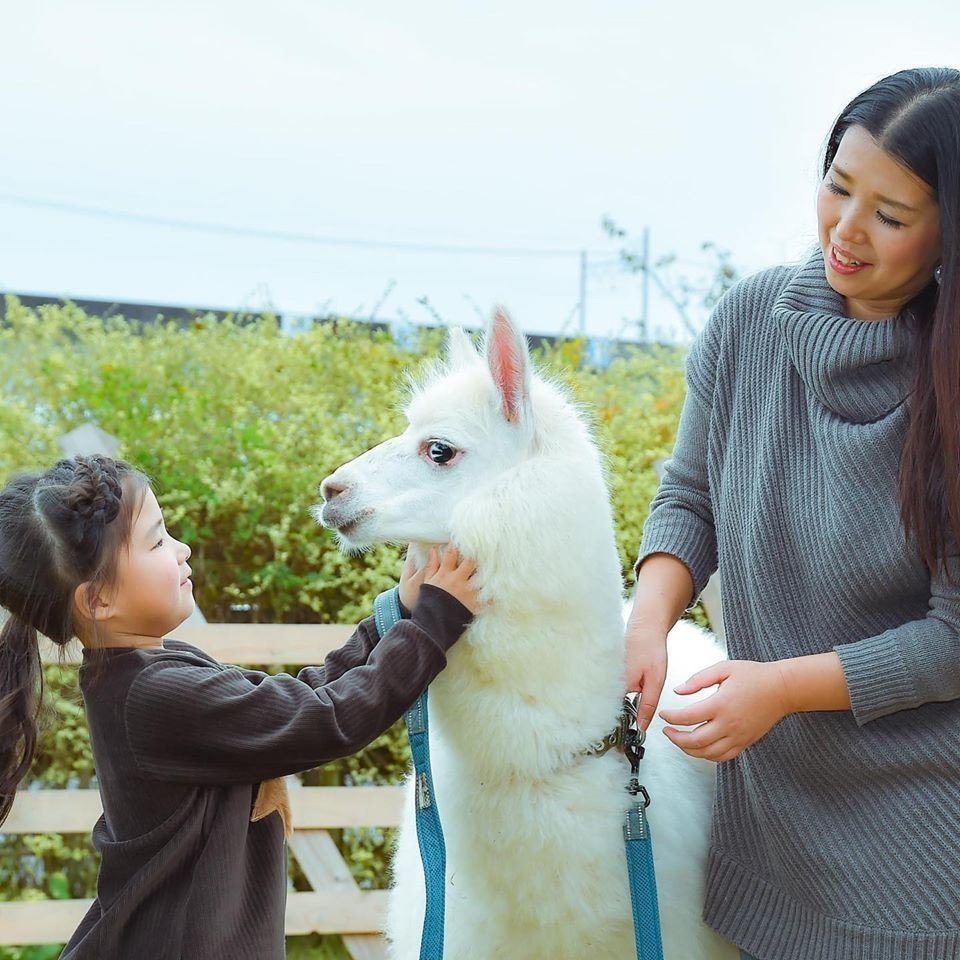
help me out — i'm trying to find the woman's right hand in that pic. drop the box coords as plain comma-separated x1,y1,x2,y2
625,553,693,731
625,617,669,733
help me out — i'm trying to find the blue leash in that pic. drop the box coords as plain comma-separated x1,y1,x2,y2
623,696,665,960
375,587,446,960
374,586,664,960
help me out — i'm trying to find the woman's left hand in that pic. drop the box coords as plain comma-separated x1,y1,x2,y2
658,660,791,762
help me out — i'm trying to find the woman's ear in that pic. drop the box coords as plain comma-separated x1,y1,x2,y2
73,581,113,624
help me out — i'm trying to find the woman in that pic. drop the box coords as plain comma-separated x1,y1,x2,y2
627,67,959,960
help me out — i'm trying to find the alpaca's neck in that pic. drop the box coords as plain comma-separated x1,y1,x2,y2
426,522,627,780
429,605,626,780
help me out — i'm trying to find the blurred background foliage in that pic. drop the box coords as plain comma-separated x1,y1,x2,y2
0,297,686,958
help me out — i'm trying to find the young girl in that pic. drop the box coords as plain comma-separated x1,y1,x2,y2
0,454,480,959
626,67,958,960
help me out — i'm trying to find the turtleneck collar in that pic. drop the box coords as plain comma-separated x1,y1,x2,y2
773,246,915,424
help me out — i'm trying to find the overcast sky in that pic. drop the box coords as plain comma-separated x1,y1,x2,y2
1,1,957,340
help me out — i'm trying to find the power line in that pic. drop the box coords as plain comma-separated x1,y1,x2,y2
1,191,722,341
0,192,603,259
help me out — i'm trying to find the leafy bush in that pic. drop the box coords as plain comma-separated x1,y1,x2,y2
0,297,686,955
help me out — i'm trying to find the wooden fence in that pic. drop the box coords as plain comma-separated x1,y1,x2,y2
0,624,405,958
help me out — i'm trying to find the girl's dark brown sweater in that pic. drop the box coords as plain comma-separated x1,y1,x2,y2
61,584,471,960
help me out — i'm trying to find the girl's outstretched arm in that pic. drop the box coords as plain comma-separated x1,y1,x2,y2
125,584,473,784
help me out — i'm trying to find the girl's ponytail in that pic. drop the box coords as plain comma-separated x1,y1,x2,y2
0,612,41,827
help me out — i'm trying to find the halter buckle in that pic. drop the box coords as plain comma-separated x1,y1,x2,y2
622,692,651,807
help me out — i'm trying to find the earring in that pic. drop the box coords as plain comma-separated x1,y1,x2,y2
934,265,942,285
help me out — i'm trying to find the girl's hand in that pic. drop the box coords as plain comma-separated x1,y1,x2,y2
398,546,439,611
424,545,480,614
625,620,669,732
399,545,480,614
658,660,790,762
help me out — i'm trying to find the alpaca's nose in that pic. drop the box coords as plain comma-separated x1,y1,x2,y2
320,476,349,502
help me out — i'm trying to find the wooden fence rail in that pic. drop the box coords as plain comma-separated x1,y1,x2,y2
0,625,405,958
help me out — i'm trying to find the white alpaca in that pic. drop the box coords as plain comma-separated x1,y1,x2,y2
318,311,736,960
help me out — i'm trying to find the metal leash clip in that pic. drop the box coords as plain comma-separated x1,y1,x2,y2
622,692,651,808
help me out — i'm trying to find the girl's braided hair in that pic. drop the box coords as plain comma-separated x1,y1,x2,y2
0,455,150,826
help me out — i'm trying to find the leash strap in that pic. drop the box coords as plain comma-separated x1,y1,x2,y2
374,587,446,960
623,695,664,960
624,799,663,960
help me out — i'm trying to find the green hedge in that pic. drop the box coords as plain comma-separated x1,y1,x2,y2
0,298,686,957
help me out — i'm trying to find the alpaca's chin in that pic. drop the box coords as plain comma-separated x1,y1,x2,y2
334,529,438,555
312,502,376,546
332,532,374,555
326,521,424,555
330,523,380,554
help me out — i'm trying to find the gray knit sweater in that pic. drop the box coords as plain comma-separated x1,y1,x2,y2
636,247,960,960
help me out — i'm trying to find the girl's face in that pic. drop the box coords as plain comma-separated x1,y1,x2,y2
817,124,941,322
101,488,194,643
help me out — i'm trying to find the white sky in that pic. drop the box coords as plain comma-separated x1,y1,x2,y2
1,0,957,341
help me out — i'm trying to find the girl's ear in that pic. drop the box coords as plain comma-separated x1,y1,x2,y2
484,306,532,425
73,581,113,624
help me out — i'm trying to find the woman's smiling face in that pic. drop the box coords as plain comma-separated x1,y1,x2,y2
817,124,941,322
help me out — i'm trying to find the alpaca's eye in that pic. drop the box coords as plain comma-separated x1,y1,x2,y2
428,441,456,464
419,438,462,467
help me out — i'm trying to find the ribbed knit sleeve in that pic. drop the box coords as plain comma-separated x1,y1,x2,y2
835,553,960,724
228,597,415,689
125,584,472,783
225,614,385,690
304,613,381,684
633,294,724,603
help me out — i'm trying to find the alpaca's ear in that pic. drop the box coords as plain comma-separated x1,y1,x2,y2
485,306,531,424
445,327,479,371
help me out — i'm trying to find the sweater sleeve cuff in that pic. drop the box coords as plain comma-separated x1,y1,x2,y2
634,512,717,605
834,631,919,725
409,583,474,652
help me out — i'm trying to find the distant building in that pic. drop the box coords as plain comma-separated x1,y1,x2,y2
1,291,272,328
1,290,654,367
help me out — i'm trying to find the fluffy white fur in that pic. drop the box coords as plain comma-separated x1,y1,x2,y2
317,312,737,960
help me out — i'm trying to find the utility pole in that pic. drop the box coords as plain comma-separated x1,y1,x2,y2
579,249,587,337
640,226,650,342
